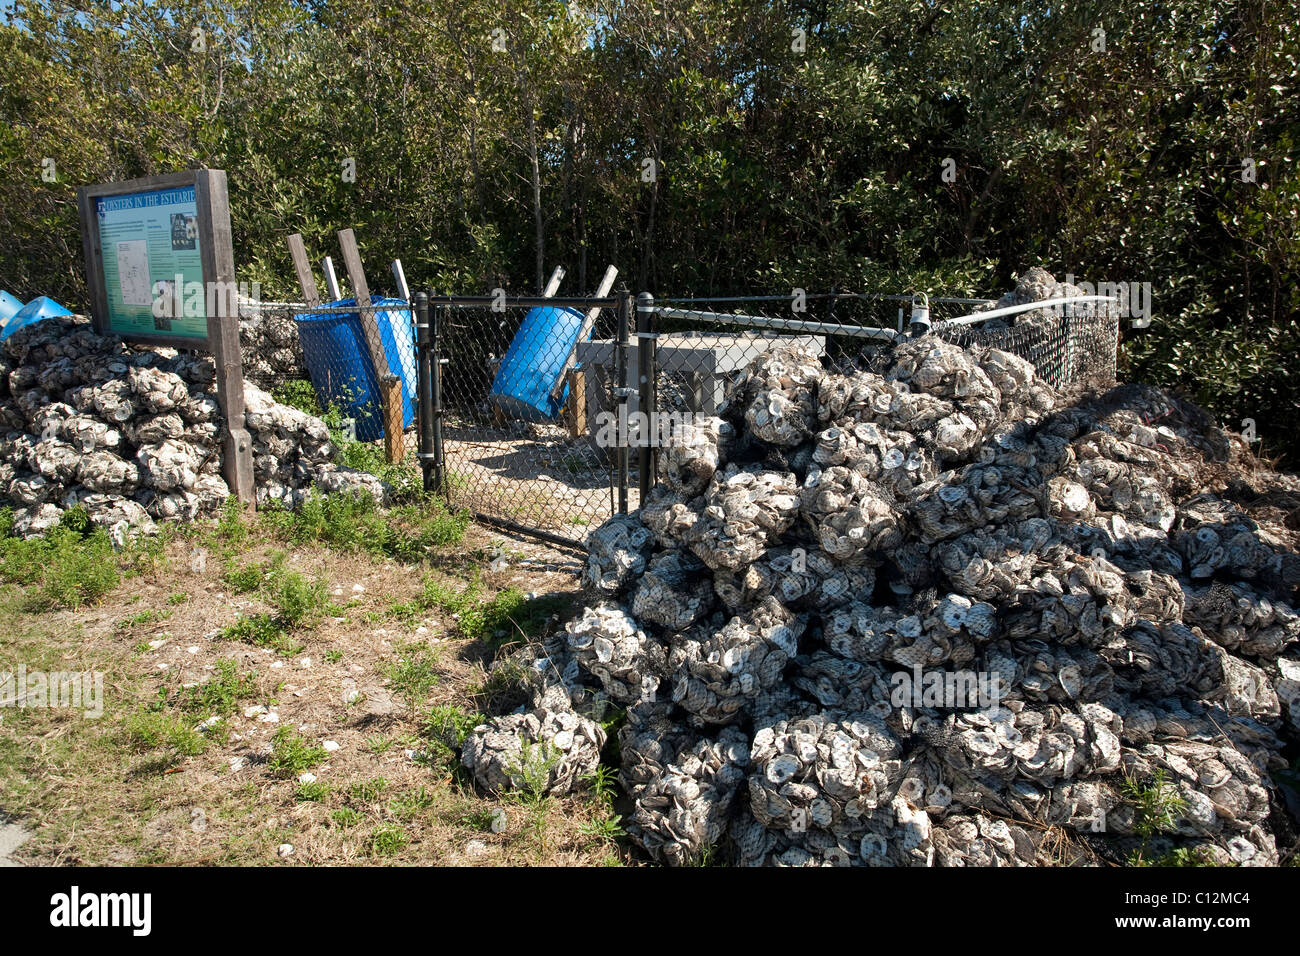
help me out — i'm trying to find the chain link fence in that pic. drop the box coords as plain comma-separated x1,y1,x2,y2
252,285,1118,549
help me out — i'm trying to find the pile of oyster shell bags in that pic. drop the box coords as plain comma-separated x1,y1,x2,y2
463,279,1300,867
0,315,387,539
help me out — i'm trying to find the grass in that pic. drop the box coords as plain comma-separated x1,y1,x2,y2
369,824,409,857
174,659,259,716
405,574,571,646
259,491,468,561
126,710,208,760
216,554,328,655
220,613,304,656
267,727,328,778
383,643,442,717
0,524,122,610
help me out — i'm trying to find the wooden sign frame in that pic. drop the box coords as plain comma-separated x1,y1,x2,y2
76,169,254,505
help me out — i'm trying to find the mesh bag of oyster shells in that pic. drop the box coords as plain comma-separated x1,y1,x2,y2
238,302,309,390
465,270,1300,867
0,315,394,537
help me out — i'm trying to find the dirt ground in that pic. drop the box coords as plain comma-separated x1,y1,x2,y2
0,519,632,867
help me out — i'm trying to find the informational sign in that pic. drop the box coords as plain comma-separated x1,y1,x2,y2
77,169,255,504
91,184,207,339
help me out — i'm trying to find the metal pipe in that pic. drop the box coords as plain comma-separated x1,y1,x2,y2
656,306,904,341
636,292,657,502
939,295,1118,328
430,302,446,494
615,287,631,514
414,291,435,494
470,511,586,553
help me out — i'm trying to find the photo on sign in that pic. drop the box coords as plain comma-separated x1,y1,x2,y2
171,212,197,250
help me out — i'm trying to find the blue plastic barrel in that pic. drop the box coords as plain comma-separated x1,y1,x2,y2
0,296,73,342
292,296,416,442
0,291,23,327
489,305,588,422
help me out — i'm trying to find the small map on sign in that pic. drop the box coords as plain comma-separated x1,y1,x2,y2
115,239,151,306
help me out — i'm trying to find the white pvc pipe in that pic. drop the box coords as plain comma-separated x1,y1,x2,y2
941,295,1118,327
657,307,904,341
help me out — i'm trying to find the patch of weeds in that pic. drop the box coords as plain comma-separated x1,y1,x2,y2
324,649,343,664
585,764,620,807
420,575,570,646
1122,768,1189,865
267,567,328,628
390,786,435,819
214,496,248,546
577,813,624,846
178,659,258,716
459,807,498,831
267,726,328,778
369,824,409,857
505,741,561,847
260,491,467,562
383,642,441,717
1135,846,1217,868
126,710,207,760
330,808,362,829
422,704,483,752
167,592,189,606
296,781,332,802
272,379,323,416
0,525,121,609
365,735,396,756
118,608,171,630
350,777,389,802
222,560,265,594
220,613,303,656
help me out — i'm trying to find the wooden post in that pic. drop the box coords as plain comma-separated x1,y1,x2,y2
287,234,320,307
382,376,405,463
565,368,587,438
543,265,565,297
196,170,255,506
337,228,402,463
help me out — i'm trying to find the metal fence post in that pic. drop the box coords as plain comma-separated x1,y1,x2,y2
430,302,446,494
636,292,657,502
414,290,435,494
615,284,631,514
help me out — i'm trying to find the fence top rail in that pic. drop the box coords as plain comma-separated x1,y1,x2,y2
425,295,621,310
654,305,905,341
656,293,999,306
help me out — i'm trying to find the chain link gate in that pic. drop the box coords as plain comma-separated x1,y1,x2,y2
412,289,632,550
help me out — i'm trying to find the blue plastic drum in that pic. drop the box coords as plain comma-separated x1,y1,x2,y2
489,305,588,422
293,297,416,442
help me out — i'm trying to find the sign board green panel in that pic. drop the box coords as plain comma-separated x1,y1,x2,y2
94,184,208,339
